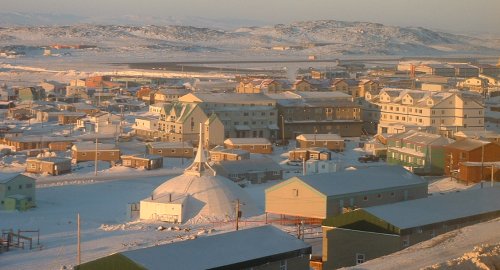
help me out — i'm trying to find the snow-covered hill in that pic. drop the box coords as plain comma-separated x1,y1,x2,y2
1,20,499,56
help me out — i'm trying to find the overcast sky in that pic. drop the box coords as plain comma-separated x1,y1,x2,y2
2,0,500,34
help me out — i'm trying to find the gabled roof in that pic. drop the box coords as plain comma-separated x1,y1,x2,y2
224,138,272,145
0,173,35,184
363,187,500,230
215,158,282,174
444,138,491,151
267,166,426,197
296,134,343,141
116,226,311,270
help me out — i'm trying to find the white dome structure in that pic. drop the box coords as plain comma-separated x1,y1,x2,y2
140,124,259,223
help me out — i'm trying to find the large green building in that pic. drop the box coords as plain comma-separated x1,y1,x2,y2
386,130,453,175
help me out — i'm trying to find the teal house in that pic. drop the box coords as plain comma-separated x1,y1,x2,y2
0,173,36,211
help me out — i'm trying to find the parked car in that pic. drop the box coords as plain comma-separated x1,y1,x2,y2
358,155,380,163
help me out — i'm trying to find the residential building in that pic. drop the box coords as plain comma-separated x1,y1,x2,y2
224,138,273,154
146,142,194,158
153,88,190,103
236,79,288,94
450,63,479,78
209,146,250,162
288,148,331,162
265,166,427,221
453,130,500,143
18,87,45,102
133,116,160,140
386,130,453,175
444,138,500,183
458,77,489,94
75,225,312,270
76,112,122,134
213,158,283,184
0,173,36,211
321,187,500,269
3,136,75,151
0,126,23,143
158,102,224,146
269,91,362,138
179,93,279,140
296,134,345,151
363,88,485,136
25,157,72,175
71,142,121,164
310,67,349,80
58,112,86,125
121,154,163,170
305,160,339,175
416,64,455,77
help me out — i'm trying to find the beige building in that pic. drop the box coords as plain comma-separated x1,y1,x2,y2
457,77,489,94
236,79,287,94
153,88,190,103
158,102,224,146
265,166,427,220
224,138,273,154
209,146,250,162
132,116,160,140
179,93,279,140
146,142,194,158
363,88,485,136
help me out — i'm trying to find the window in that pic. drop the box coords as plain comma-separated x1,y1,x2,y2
26,183,32,188
402,236,410,247
292,189,299,197
280,260,287,270
390,192,395,197
171,150,176,153
18,185,22,189
82,153,87,156
356,253,365,265
363,196,368,201
158,150,162,153
273,171,280,176
377,194,382,199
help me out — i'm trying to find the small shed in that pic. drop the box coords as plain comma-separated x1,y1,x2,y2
296,134,345,151
26,157,72,175
140,193,187,223
121,154,163,170
224,138,273,154
209,145,250,162
146,142,194,158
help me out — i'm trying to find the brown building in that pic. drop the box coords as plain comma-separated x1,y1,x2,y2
4,136,75,151
224,138,273,154
270,91,362,138
121,154,163,170
26,157,72,175
288,148,331,162
48,141,73,151
71,142,121,163
296,134,345,152
58,112,86,125
321,187,500,269
265,166,428,221
444,139,500,183
146,142,194,158
209,146,250,162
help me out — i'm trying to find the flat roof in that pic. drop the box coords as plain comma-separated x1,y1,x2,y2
224,138,272,145
216,158,282,173
268,166,426,197
121,225,311,270
364,187,500,230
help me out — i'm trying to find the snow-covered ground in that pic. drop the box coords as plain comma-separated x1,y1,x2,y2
344,218,500,270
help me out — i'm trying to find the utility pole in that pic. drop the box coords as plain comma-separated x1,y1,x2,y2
280,115,285,149
449,153,453,181
94,124,98,176
235,199,241,231
77,213,81,266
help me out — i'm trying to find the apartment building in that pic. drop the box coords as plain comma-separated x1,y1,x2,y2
269,91,362,138
363,88,485,136
158,102,224,146
179,93,279,140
